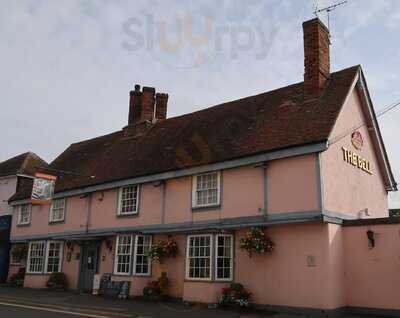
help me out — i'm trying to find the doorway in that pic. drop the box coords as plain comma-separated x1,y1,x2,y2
78,241,99,293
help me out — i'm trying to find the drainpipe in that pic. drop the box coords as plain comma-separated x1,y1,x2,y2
161,180,166,224
256,162,268,217
85,193,92,234
263,162,268,218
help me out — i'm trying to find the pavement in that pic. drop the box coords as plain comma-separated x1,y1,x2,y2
0,286,387,318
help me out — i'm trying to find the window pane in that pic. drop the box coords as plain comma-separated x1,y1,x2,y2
216,235,233,280
28,242,46,273
134,235,151,275
114,235,132,274
186,235,212,280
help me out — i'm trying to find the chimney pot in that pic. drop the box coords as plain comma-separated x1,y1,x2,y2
303,18,330,99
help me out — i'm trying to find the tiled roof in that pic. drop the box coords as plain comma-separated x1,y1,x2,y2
10,65,360,201
0,152,48,178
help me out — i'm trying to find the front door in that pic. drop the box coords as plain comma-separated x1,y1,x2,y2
78,241,99,293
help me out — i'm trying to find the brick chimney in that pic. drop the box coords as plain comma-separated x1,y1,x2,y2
155,93,169,121
303,18,330,99
125,85,168,136
128,84,142,125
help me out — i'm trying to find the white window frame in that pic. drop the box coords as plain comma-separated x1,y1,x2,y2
18,204,31,225
215,234,234,281
44,241,64,273
27,241,46,274
133,235,152,276
117,185,140,216
192,172,221,208
185,234,213,281
114,235,134,275
49,198,66,223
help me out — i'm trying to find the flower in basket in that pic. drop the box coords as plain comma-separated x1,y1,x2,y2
147,237,178,263
239,227,274,257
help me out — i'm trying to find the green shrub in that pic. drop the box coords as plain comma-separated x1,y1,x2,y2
46,272,67,289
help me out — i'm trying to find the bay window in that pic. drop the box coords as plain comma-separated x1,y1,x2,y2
113,234,152,276
27,241,64,274
186,234,234,281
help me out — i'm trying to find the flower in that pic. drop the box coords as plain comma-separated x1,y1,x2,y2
239,227,274,257
147,238,179,263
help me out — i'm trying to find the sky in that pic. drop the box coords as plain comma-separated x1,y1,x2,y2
1,0,399,207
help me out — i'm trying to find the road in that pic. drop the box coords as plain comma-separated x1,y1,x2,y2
0,303,119,318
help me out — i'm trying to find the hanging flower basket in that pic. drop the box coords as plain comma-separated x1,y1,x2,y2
147,238,178,263
11,244,28,261
239,227,274,257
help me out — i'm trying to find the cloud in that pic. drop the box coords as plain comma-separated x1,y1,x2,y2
1,0,399,208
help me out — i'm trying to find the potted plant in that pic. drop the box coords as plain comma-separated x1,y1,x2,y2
46,272,67,290
143,272,169,301
9,268,25,287
219,283,252,309
239,227,274,257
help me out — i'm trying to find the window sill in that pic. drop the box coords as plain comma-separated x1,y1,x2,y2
112,273,131,277
17,223,31,227
184,278,233,283
49,220,65,225
116,213,139,218
191,204,221,212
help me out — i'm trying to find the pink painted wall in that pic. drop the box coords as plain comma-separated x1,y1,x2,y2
11,158,321,241
321,89,389,218
11,194,90,238
234,224,334,308
0,176,17,216
62,244,81,290
268,154,319,213
24,274,48,289
343,223,400,310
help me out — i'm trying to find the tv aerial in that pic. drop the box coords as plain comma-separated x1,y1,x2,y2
313,1,348,32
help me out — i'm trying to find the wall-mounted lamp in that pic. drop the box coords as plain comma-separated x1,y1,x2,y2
105,239,113,252
66,241,74,252
366,229,375,249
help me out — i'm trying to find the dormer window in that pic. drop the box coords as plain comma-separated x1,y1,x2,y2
192,172,221,208
117,185,139,216
18,204,31,225
49,198,66,223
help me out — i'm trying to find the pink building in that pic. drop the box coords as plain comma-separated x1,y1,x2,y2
0,152,47,282
8,19,399,316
